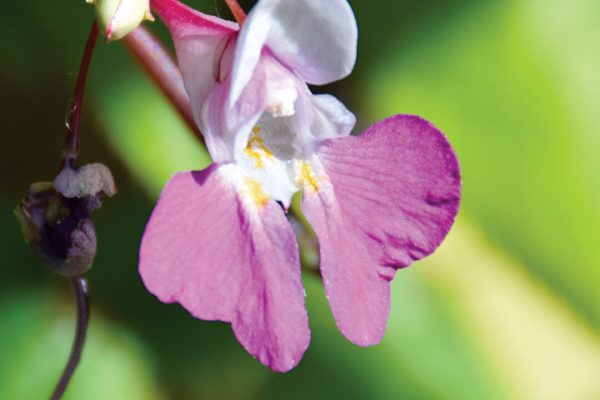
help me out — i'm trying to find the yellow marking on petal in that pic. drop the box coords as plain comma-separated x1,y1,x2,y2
244,178,269,207
245,127,273,169
297,162,320,193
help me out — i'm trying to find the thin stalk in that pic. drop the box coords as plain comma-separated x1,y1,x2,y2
224,0,247,25
64,22,99,166
123,26,203,145
50,277,90,400
51,21,97,399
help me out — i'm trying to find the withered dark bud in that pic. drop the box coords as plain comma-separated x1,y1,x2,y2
15,163,116,277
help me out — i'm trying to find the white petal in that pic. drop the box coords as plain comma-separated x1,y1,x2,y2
228,4,272,106
230,0,357,104
289,90,356,149
311,94,356,138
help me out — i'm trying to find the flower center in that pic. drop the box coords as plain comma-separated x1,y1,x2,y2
237,112,325,207
244,126,273,169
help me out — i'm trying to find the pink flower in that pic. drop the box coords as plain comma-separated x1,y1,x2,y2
139,0,461,372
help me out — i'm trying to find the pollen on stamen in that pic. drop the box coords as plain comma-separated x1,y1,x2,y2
244,126,273,169
243,177,269,207
296,162,320,193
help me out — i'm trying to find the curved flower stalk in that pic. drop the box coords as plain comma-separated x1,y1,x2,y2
139,0,461,372
16,22,116,398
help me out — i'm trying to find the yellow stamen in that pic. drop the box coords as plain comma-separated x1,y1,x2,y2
297,162,320,193
245,127,273,169
244,178,269,207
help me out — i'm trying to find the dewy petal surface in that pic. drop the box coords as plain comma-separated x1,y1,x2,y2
230,0,357,104
139,165,310,372
302,115,461,345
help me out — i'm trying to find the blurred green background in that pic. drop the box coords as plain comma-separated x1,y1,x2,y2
1,0,599,399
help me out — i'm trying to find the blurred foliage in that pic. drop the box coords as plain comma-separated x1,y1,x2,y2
1,0,599,399
0,291,161,400
96,70,211,197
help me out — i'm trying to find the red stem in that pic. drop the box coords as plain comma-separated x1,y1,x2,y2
65,22,99,166
123,26,204,145
224,0,247,25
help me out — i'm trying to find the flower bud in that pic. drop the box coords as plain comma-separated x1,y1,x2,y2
15,164,116,277
86,0,154,41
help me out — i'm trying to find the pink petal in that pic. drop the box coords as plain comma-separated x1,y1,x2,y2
230,0,357,103
302,115,461,345
152,0,239,156
154,0,268,162
139,165,310,372
201,55,268,162
151,0,238,33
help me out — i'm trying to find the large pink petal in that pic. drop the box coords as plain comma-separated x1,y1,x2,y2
302,115,461,345
139,164,310,372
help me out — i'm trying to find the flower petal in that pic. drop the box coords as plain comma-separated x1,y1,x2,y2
230,0,357,104
151,0,237,34
278,90,356,157
152,0,238,142
301,115,461,345
200,61,267,162
139,164,310,372
310,94,356,138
